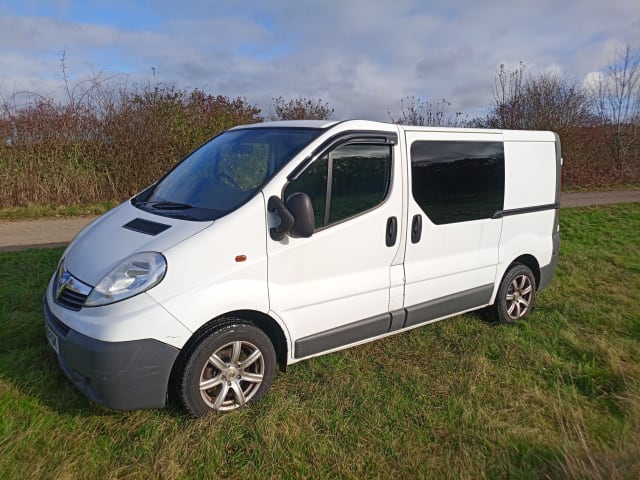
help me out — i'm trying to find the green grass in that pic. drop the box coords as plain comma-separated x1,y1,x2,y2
1,204,639,479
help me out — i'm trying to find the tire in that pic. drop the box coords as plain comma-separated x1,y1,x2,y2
178,321,276,417
494,264,537,324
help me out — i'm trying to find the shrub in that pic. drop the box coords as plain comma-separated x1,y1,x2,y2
0,83,262,207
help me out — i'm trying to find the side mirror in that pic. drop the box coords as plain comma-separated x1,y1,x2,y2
286,192,314,238
267,193,314,241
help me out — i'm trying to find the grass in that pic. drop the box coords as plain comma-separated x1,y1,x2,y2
1,203,639,479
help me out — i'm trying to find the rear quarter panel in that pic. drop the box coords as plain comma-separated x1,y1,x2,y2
494,133,558,299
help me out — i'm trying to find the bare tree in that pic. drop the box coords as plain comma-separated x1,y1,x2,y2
267,96,334,120
492,62,526,129
487,63,592,131
590,45,640,180
388,96,466,127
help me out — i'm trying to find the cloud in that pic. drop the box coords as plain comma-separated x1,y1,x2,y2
0,0,638,119
582,71,607,92
0,15,120,52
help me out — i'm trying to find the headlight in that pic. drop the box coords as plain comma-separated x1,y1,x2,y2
85,252,167,307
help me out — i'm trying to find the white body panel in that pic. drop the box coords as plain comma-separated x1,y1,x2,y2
63,201,212,286
503,133,557,209
265,181,402,342
146,194,270,333
45,280,192,348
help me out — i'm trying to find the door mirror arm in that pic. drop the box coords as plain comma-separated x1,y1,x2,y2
268,196,295,241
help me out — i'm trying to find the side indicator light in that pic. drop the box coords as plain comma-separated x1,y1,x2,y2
235,255,247,262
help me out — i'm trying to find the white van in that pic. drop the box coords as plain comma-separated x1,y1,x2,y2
44,120,561,416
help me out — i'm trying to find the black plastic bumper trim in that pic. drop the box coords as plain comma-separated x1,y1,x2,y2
404,284,494,328
44,300,179,411
294,284,494,359
539,231,560,291
294,312,390,358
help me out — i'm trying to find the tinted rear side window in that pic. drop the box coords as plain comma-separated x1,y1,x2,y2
411,141,504,224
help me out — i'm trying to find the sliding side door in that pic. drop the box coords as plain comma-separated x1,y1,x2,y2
403,131,504,326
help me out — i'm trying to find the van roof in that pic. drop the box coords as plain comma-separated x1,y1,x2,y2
230,120,557,140
231,120,339,130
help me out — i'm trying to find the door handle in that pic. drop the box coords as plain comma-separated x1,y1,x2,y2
411,214,422,243
386,217,398,247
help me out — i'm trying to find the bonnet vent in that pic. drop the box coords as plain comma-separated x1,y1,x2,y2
123,218,171,236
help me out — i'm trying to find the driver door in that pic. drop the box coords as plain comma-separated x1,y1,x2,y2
266,139,404,359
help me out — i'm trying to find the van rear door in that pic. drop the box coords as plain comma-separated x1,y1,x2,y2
402,130,505,326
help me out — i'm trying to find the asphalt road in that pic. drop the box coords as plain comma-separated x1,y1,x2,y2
1,189,639,252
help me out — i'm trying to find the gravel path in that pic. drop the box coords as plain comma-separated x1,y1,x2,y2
0,216,99,252
1,190,639,252
560,189,640,208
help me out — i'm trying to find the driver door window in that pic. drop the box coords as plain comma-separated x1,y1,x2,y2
285,143,392,230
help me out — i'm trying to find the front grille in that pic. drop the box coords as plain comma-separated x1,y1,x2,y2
56,287,89,311
53,261,93,311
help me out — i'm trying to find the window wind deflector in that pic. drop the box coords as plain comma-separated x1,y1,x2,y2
343,137,394,145
287,130,398,181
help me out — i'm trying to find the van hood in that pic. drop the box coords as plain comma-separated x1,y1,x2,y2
63,201,213,286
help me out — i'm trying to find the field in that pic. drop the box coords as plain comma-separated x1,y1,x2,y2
1,203,639,479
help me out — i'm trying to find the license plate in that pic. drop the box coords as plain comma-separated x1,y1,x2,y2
46,325,60,354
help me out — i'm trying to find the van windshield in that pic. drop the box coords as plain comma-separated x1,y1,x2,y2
133,127,323,221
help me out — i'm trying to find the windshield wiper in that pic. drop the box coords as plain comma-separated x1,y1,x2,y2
143,201,194,210
158,212,198,220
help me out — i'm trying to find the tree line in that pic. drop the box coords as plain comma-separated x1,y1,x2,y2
0,46,638,208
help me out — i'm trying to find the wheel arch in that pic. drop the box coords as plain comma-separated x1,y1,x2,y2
510,254,541,290
171,309,289,378
227,310,289,371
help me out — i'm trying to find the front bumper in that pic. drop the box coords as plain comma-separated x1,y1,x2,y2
44,299,179,410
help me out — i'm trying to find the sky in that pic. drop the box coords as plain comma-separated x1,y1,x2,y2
0,0,638,121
